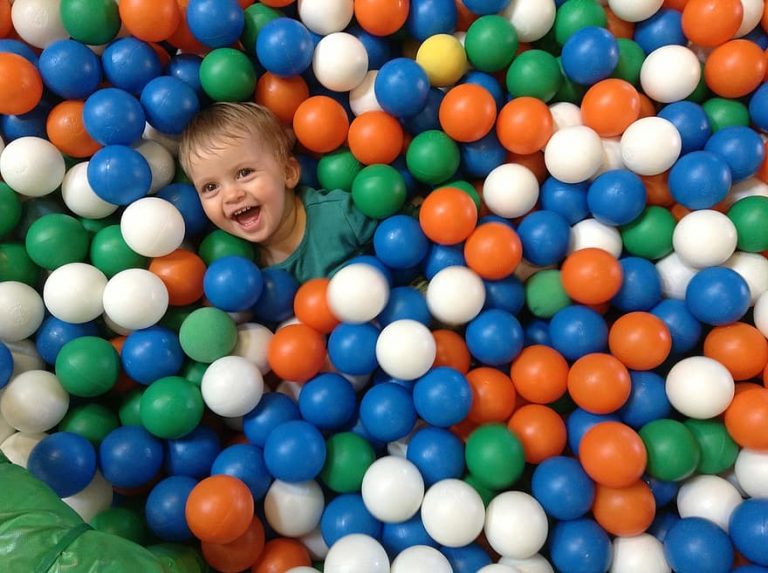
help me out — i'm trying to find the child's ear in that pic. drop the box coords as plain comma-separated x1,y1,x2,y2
285,156,301,188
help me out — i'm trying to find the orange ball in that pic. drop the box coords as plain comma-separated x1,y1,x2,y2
665,0,690,10
682,0,743,47
704,39,767,98
293,95,350,153
0,53,43,115
260,0,294,6
267,323,326,383
568,353,632,414
704,322,768,381
0,0,11,38
149,249,207,306
46,100,101,158
724,386,768,449
348,110,404,165
354,0,409,36
463,222,522,280
605,6,635,39
251,538,311,573
561,248,623,305
167,0,208,54
418,186,478,245
255,72,309,125
496,97,554,155
510,345,569,404
201,517,266,573
432,329,471,374
185,475,254,544
592,480,656,536
608,312,672,371
579,421,647,488
507,150,549,183
642,172,674,207
119,0,181,42
466,367,517,424
294,278,340,334
507,404,567,464
438,83,497,143
581,79,641,137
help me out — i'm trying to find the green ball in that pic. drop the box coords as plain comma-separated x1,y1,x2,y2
506,50,563,102
140,376,204,439
90,225,149,278
182,361,208,387
686,65,710,103
91,507,147,545
463,474,495,507
317,148,363,193
25,213,89,270
119,389,145,427
200,48,257,102
611,39,646,86
241,3,282,55
80,215,119,236
320,432,376,493
198,230,255,265
55,336,120,397
553,59,587,104
620,206,676,260
351,164,408,219
465,423,525,491
160,305,198,333
703,97,750,132
639,418,701,482
554,0,607,45
464,15,518,73
684,419,739,475
526,270,571,318
728,196,768,252
405,130,460,185
16,197,67,238
59,403,119,446
0,242,40,286
0,183,21,238
60,0,121,45
179,307,238,363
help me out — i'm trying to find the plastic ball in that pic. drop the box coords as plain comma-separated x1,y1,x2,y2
406,130,460,185
620,116,682,176
0,136,65,198
359,382,417,442
0,281,44,342
0,370,68,435
119,0,181,42
419,186,477,245
374,57,430,118
203,256,263,312
0,52,43,115
140,76,200,136
264,420,326,482
705,125,765,183
298,373,356,431
199,48,257,102
410,367,471,428
439,83,497,143
549,518,612,573
544,125,604,183
415,33,467,88
420,479,485,548
665,356,734,419
668,150,732,210
375,319,436,381
312,32,368,93
54,336,118,398
482,162,540,217
673,210,737,268
326,263,389,324
38,39,101,100
186,0,243,48
724,387,768,450
360,455,424,524
426,266,486,326
42,263,107,324
99,425,163,489
82,88,145,146
252,268,299,324
320,493,382,548
685,266,751,326
677,474,742,531
390,545,452,573
581,79,640,138
681,0,744,47
374,215,429,270
58,0,120,45
465,309,524,366
531,455,595,521
658,101,711,155
663,517,734,573
264,479,325,538
505,49,562,102
185,474,254,544
610,533,669,573
139,376,204,439
323,534,389,573
351,164,408,219
464,15,518,73
579,421,647,488
102,268,169,331
484,491,548,559
27,432,96,497
327,322,379,376
120,197,185,258
256,17,314,77
348,111,403,165
353,0,408,36
201,355,264,417
655,252,697,301
640,45,701,103
561,26,619,86
87,145,152,206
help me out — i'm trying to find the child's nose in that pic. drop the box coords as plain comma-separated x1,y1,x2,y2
223,182,246,201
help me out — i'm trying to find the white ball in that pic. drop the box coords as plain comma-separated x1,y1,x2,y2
0,407,13,445
0,282,44,342
43,263,108,324
499,554,554,573
390,545,452,573
673,210,737,268
596,137,625,176
640,45,701,104
120,197,185,257
63,471,114,523
549,102,583,131
313,32,369,92
0,136,65,197
477,566,523,573
201,355,264,417
485,491,549,559
608,0,663,22
300,525,330,560
286,568,320,573
621,117,682,176
735,0,764,37
232,323,274,375
610,534,670,573
676,475,743,531
264,479,325,537
143,123,180,155
375,319,435,380
349,71,382,116
6,339,44,379
298,0,353,35
734,448,768,498
361,456,424,523
483,163,539,218
327,263,389,324
426,266,486,326
665,356,734,419
754,290,768,337
421,479,486,548
0,431,47,468
569,219,623,258
0,370,68,433
500,0,556,42
656,252,697,300
102,268,169,331
324,534,390,573
724,252,768,304
544,125,604,184
725,177,768,207
135,140,176,193
11,0,68,48
61,162,118,219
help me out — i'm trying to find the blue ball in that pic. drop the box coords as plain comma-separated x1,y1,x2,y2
704,125,765,182
413,367,472,427
346,25,394,70
0,101,51,141
35,316,99,365
0,38,38,64
378,286,431,327
561,26,619,85
99,426,164,489
685,266,750,326
465,309,524,366
618,371,672,429
540,177,590,225
406,0,457,41
168,54,204,95
211,443,271,501
566,408,620,454
549,518,612,573
187,0,244,48
460,132,506,178
647,476,679,508
297,152,320,188
251,268,299,325
0,341,11,390
165,425,221,478
525,318,552,346
145,476,196,542
633,9,686,54
517,209,571,266
652,298,702,355
406,426,465,486
749,82,768,131
28,432,96,497
587,169,646,226
328,323,380,376
242,392,301,447
83,88,146,146
423,243,466,280
735,567,768,573
204,255,263,312
612,257,662,312
650,510,681,542
298,372,357,430
140,76,200,136
668,150,732,209
483,275,525,314
375,58,431,118
87,145,152,205
729,499,768,566
664,517,734,573
374,214,429,270
658,101,712,155
102,37,162,94
342,255,394,286
321,494,382,547
531,456,595,520
441,543,493,573
256,18,314,76
401,88,443,134
157,183,208,239
38,39,101,100
462,0,511,15
121,326,184,385
263,420,326,482
460,70,506,111
381,513,438,555
549,304,608,361
359,382,417,442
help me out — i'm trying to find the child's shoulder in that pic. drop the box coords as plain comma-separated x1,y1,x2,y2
299,186,351,207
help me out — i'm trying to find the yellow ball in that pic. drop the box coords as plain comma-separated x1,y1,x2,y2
415,33,468,88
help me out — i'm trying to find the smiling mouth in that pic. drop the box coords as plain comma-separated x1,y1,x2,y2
231,205,262,229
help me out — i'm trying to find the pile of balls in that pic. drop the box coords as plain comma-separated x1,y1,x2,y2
2,0,768,571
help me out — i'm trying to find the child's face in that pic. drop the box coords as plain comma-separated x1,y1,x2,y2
186,131,300,245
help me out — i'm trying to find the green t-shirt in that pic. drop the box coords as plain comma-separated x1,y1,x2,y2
268,186,377,283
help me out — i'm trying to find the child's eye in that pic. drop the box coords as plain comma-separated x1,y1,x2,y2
201,183,218,194
237,168,254,178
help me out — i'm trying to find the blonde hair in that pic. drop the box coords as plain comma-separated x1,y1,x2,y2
179,102,295,175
